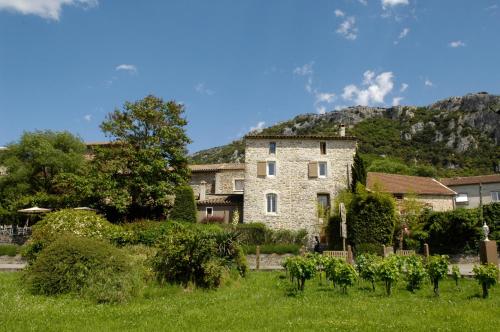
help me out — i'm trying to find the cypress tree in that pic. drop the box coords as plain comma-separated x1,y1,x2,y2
170,186,197,222
350,151,366,193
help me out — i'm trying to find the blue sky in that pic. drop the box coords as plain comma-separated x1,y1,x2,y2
1,0,499,152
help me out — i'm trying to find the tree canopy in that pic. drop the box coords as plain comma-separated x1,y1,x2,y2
90,95,192,220
0,130,86,218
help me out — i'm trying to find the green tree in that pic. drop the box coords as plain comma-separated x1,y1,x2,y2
0,130,86,214
347,185,397,250
350,151,366,193
170,186,197,222
92,95,191,220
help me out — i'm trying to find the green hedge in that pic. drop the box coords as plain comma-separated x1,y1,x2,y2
347,189,396,250
0,244,18,256
222,223,307,246
421,202,500,254
170,186,197,223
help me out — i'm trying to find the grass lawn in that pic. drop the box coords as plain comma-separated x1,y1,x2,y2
1,271,499,332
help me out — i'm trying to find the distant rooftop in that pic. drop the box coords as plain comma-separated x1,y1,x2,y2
367,172,456,196
190,163,245,172
244,134,357,140
440,174,500,186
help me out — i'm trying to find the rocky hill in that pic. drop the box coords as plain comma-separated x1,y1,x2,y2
190,92,500,176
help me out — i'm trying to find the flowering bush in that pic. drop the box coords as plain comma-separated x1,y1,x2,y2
22,209,119,262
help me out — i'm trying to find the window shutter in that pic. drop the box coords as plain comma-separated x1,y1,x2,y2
309,161,318,178
257,161,267,177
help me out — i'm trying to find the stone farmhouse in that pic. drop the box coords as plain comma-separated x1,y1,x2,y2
366,172,456,212
190,133,358,240
440,174,500,209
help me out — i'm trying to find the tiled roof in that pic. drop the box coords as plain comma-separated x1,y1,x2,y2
197,194,243,206
244,134,357,141
367,172,456,196
440,174,500,186
189,163,245,172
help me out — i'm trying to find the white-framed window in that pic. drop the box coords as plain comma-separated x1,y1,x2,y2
318,162,327,178
455,193,469,204
320,142,327,155
491,191,500,202
266,193,277,214
269,142,276,155
267,161,276,176
234,179,244,192
206,207,214,217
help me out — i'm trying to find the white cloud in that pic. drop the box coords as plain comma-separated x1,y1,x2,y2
115,64,137,74
382,0,409,9
293,62,314,76
317,106,327,115
398,28,410,40
392,97,403,106
315,92,336,104
249,121,266,133
424,79,433,87
334,9,345,17
194,83,215,96
358,0,368,5
400,83,408,92
0,0,98,20
83,114,92,122
342,70,395,106
449,40,466,48
336,16,358,40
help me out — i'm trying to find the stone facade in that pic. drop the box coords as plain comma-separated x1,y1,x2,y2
415,195,455,212
215,170,245,194
243,137,357,241
190,172,216,198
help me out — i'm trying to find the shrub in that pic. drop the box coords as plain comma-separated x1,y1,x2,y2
356,243,382,255
336,262,358,293
423,209,481,254
0,244,18,256
377,256,401,296
324,257,346,288
233,223,267,245
426,255,449,296
356,254,381,291
113,220,167,246
170,186,197,223
22,209,119,262
200,216,225,224
283,255,316,291
23,235,141,303
347,187,396,251
151,225,246,289
473,263,499,298
404,255,427,292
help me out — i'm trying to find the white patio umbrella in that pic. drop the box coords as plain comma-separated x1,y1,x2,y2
73,207,96,211
17,206,52,227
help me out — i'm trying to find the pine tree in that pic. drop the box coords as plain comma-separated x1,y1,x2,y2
350,151,366,193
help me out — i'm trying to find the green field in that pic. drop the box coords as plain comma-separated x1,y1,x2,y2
1,271,499,331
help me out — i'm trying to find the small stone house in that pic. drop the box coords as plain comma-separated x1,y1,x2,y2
189,163,245,223
440,174,500,209
366,172,456,211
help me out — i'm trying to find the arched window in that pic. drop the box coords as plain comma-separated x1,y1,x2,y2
266,193,277,213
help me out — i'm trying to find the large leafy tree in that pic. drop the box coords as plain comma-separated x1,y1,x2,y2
0,131,86,217
91,95,191,220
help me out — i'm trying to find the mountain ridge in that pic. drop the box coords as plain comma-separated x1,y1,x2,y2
190,92,500,177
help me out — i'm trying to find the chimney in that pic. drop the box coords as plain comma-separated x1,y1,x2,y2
199,181,206,201
339,124,346,137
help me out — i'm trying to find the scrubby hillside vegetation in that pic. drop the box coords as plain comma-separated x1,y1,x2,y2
190,92,500,177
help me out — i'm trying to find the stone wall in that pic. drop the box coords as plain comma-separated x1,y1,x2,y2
243,138,356,242
190,172,216,197
416,195,454,212
246,253,294,270
215,170,245,194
